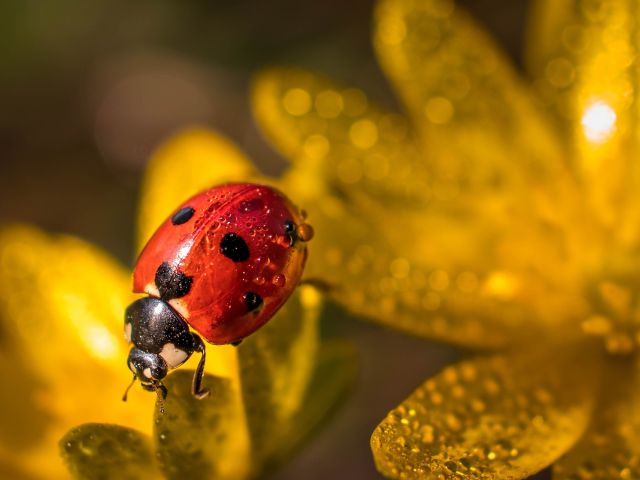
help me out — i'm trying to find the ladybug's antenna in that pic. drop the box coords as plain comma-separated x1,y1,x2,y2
191,335,210,399
122,374,137,402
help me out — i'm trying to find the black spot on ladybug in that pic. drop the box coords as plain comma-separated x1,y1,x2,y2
172,206,195,225
284,219,297,246
243,292,263,312
155,262,193,300
220,233,250,262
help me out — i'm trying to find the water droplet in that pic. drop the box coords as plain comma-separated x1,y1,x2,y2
272,274,286,287
240,198,264,213
420,425,434,443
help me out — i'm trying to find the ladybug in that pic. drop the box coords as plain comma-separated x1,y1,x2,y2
123,183,314,400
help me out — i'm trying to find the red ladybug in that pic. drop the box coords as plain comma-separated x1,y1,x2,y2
123,183,314,399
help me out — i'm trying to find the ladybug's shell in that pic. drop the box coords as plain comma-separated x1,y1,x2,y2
133,183,307,344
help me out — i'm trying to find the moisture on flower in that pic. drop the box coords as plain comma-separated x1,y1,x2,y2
248,0,640,478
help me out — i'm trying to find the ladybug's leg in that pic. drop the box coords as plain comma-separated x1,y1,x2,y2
191,334,210,399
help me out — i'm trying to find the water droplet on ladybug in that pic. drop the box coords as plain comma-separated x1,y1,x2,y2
240,198,264,213
254,275,266,285
276,234,290,247
272,274,286,287
297,223,314,242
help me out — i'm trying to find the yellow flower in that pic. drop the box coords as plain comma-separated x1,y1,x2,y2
0,131,355,479
248,0,640,478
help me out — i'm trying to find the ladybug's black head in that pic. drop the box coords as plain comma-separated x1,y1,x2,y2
127,347,168,386
123,297,209,400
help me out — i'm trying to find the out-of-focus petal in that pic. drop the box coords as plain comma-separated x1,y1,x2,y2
279,170,580,349
60,424,159,480
238,285,321,469
137,128,256,252
374,0,567,192
0,225,155,479
252,67,430,204
265,340,358,471
237,290,358,476
371,346,598,479
154,372,250,480
527,0,640,245
554,358,640,479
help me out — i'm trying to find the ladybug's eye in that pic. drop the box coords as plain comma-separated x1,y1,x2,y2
284,220,296,233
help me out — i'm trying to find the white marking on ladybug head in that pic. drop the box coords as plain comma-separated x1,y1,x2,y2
169,299,190,320
124,322,132,344
145,282,160,298
143,367,152,379
159,342,189,369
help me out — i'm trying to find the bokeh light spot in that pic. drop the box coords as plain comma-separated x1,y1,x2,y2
581,100,616,144
425,97,454,124
283,88,312,116
349,119,379,149
315,90,344,119
303,134,330,159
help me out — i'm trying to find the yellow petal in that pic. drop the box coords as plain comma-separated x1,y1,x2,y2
554,358,640,479
374,0,568,210
137,127,256,251
154,372,250,480
0,225,155,479
527,0,640,244
252,67,430,203
280,171,579,348
266,340,358,469
237,285,321,470
371,346,598,479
